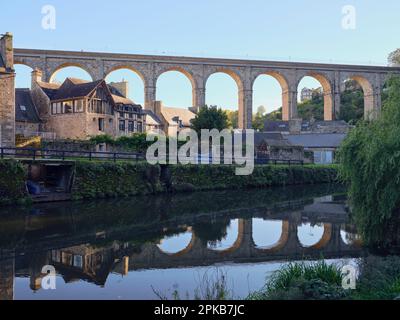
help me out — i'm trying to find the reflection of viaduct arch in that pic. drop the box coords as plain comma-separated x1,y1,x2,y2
156,66,198,107
256,220,290,252
305,223,333,250
156,230,197,257
48,63,95,83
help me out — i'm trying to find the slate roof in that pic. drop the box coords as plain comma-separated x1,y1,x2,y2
254,132,298,148
264,120,350,132
286,133,347,148
143,110,162,126
15,88,41,123
52,78,103,100
37,81,61,100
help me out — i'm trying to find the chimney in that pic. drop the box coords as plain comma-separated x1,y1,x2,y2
289,118,302,134
152,101,163,117
110,80,129,98
0,32,14,70
31,69,43,89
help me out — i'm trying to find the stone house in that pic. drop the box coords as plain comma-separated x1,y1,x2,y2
149,101,196,136
254,132,304,162
30,72,146,140
0,33,15,148
15,88,41,137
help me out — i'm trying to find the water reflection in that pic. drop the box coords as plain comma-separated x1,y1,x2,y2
252,219,283,249
297,223,325,247
0,184,363,300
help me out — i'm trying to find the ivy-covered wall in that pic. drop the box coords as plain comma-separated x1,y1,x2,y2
71,161,163,200
0,160,29,205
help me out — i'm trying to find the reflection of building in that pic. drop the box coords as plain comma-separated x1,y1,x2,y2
0,251,15,301
0,33,16,148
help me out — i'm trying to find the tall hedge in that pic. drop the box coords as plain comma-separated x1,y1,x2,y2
169,164,338,192
0,160,28,205
72,161,162,200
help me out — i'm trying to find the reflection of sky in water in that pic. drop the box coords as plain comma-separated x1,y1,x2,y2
207,219,239,250
157,231,192,254
297,223,325,247
14,258,357,300
252,219,283,248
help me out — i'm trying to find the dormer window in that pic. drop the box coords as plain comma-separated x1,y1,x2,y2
20,105,27,111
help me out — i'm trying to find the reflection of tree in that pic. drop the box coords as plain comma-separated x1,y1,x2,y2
192,219,231,244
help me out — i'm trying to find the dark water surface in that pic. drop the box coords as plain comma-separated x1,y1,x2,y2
0,184,363,300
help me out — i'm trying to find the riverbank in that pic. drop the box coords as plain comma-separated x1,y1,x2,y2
0,159,339,205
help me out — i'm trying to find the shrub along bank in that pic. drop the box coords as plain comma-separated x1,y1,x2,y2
0,159,339,204
0,160,30,205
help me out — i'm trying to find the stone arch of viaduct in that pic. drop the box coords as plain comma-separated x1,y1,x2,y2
14,48,400,128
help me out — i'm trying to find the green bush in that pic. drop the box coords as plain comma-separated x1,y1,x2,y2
247,261,348,300
170,164,338,191
338,75,400,247
72,161,162,200
0,160,29,205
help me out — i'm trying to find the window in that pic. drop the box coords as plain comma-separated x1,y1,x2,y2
63,101,73,113
75,100,84,112
119,112,124,118
51,103,57,114
73,255,83,269
20,105,27,111
119,120,125,132
98,118,105,131
128,121,134,132
137,122,143,133
129,113,133,119
56,102,62,114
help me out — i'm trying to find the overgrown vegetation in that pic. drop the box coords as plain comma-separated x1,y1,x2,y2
246,257,400,300
89,133,151,153
247,261,348,300
72,161,162,200
338,75,400,248
0,160,29,205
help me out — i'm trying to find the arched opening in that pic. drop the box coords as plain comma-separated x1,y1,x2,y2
49,65,93,84
252,72,288,129
206,71,242,128
297,74,333,121
157,230,193,255
14,63,34,88
297,222,326,248
105,68,145,105
341,76,374,122
156,69,195,108
252,218,285,249
207,219,239,251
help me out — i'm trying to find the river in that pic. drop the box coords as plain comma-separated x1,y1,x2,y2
0,184,363,300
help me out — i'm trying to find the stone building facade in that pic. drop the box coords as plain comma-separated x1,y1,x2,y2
0,33,15,148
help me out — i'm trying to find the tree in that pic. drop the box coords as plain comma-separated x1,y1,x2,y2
338,75,400,247
190,105,230,133
225,110,238,129
388,49,400,66
256,105,266,116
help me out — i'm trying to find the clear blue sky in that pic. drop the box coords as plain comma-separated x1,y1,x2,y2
2,0,399,113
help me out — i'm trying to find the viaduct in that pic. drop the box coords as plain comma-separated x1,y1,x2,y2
13,48,400,129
